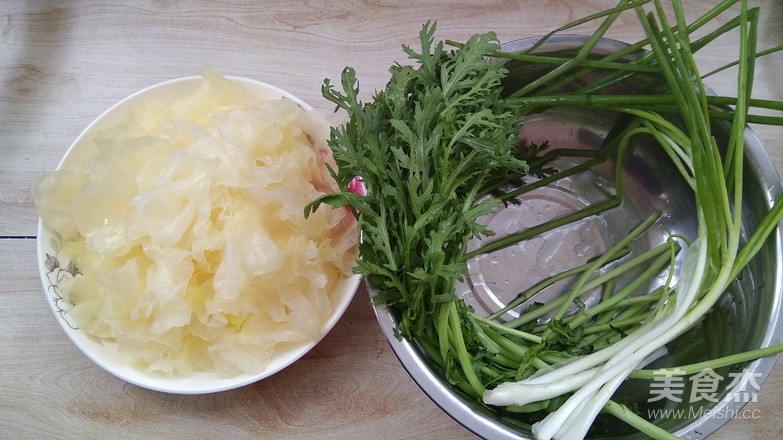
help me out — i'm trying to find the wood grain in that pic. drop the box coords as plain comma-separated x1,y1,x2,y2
2,1,782,439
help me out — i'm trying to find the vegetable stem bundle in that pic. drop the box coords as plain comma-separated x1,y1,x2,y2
307,0,783,438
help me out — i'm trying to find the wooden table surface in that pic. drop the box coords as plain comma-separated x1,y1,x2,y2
2,1,782,439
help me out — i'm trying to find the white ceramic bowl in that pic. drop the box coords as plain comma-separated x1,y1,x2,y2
36,76,361,394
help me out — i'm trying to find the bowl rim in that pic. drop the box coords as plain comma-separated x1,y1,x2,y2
370,34,783,439
36,74,362,394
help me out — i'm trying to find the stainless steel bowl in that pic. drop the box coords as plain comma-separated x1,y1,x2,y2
370,35,783,439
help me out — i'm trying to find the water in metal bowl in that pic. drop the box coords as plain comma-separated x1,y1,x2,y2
371,35,783,439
